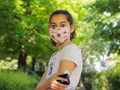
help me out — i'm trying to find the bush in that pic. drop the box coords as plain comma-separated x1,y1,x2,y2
91,63,120,90
92,72,109,90
106,63,120,90
0,70,39,90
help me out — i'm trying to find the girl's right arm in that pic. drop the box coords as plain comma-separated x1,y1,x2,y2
36,70,50,90
36,71,68,90
36,67,70,90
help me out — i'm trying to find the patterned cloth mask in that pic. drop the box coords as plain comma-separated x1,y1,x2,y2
49,27,70,44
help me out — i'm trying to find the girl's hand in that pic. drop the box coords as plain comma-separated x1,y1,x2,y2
48,73,68,90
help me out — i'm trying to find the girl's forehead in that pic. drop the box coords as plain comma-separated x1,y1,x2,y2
50,14,68,24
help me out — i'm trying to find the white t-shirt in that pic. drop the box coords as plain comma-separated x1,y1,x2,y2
46,43,82,90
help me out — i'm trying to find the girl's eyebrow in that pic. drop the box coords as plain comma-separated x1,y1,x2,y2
60,21,67,24
50,21,67,24
50,22,56,24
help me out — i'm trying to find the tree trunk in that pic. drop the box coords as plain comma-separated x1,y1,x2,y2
31,57,36,72
18,50,27,72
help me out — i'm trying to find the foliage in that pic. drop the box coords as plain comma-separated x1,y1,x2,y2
91,72,109,90
0,60,17,70
0,0,54,59
0,0,119,61
86,0,120,55
0,0,90,61
83,63,120,90
81,60,120,90
0,70,39,90
107,63,120,90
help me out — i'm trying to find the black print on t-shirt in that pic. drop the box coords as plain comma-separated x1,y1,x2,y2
48,63,53,75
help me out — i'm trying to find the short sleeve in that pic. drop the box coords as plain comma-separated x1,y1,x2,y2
60,44,82,66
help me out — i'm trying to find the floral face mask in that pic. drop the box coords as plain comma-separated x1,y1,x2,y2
49,27,70,44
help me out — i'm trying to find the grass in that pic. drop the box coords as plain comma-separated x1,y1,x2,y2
0,69,39,90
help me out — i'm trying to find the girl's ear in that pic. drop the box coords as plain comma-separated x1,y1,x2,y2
70,24,76,33
48,25,50,30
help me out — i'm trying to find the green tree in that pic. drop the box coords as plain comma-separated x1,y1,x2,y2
86,0,120,55
0,0,90,61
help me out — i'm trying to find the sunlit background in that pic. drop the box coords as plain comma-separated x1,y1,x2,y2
0,0,120,90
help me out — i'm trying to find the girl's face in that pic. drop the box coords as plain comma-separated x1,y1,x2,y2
49,14,75,44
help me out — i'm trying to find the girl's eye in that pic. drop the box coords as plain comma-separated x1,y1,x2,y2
50,25,56,29
61,24,66,27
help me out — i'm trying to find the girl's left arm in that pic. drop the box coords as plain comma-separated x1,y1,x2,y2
58,59,76,74
48,59,76,90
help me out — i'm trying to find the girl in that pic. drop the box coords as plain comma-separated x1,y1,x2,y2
36,10,82,90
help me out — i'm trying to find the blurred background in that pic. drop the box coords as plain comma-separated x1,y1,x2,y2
0,0,120,90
